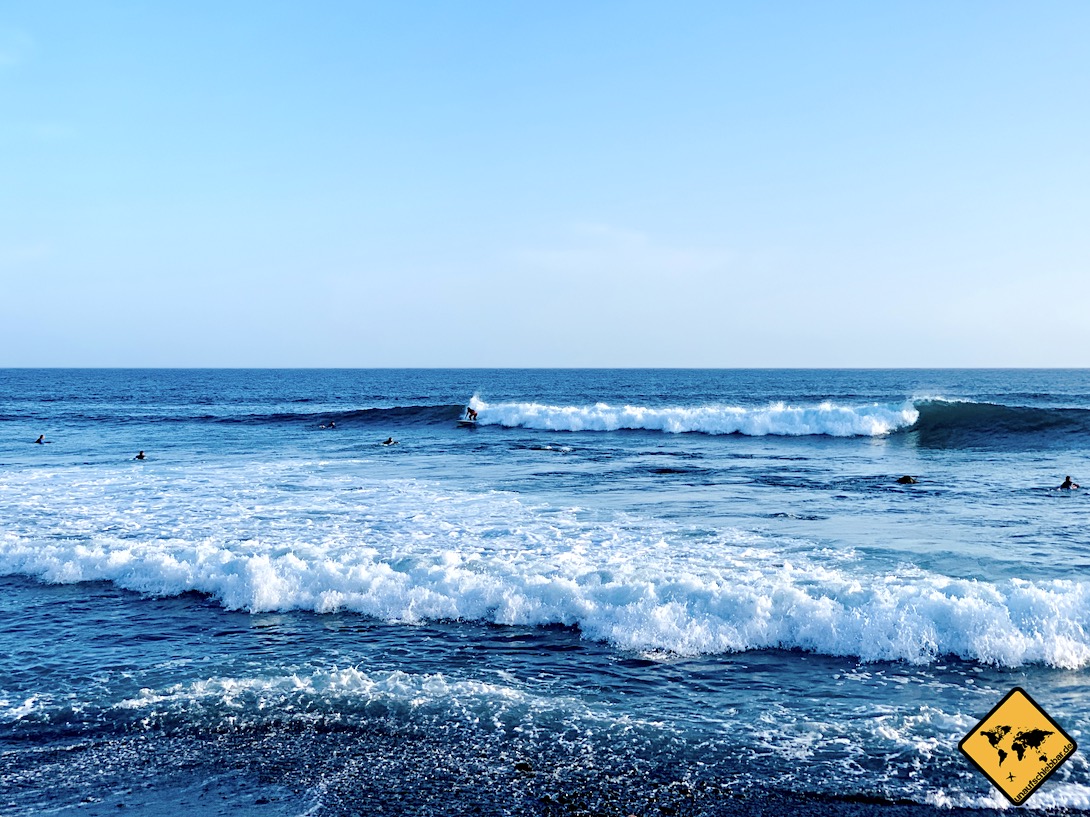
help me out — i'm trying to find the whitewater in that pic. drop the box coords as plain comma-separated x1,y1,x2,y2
3,368,1089,816
3,471,1089,669
466,396,921,436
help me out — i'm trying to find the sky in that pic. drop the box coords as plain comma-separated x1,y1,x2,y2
2,2,1088,367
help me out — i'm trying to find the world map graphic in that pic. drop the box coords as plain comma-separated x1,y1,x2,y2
979,725,1055,767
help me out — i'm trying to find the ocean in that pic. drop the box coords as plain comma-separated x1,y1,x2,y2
1,368,1088,816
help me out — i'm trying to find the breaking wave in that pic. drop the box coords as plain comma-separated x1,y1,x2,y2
2,475,1087,669
467,397,918,437
909,399,1090,448
465,396,1090,447
31,393,1090,449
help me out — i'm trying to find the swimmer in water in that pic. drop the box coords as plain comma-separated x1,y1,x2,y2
135,451,146,460
1060,475,1079,490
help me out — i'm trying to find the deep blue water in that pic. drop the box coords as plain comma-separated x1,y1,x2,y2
2,369,1088,815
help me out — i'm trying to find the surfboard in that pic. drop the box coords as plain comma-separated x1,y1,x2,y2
457,419,478,427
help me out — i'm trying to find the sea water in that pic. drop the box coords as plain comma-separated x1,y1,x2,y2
1,369,1088,815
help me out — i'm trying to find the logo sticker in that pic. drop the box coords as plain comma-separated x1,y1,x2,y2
959,687,1077,805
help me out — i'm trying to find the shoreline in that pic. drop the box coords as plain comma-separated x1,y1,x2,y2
3,728,1048,817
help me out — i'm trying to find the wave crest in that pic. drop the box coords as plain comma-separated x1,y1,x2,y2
468,398,918,437
910,399,1090,448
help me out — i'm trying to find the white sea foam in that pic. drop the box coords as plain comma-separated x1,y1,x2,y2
2,465,1088,669
466,397,919,436
113,667,573,733
8,663,655,746
925,782,1090,810
0,693,48,721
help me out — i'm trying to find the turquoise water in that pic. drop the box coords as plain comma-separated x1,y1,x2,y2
2,369,1088,814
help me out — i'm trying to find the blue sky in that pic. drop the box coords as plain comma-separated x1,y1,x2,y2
2,2,1088,367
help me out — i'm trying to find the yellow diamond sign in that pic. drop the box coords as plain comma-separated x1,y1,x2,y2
959,687,1077,805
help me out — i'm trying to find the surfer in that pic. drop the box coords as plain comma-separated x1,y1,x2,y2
896,475,918,485
35,434,45,444
1059,475,1079,490
465,407,478,422
383,437,397,446
135,451,146,460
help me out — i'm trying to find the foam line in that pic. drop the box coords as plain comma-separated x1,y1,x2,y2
467,398,919,437
2,476,1087,668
